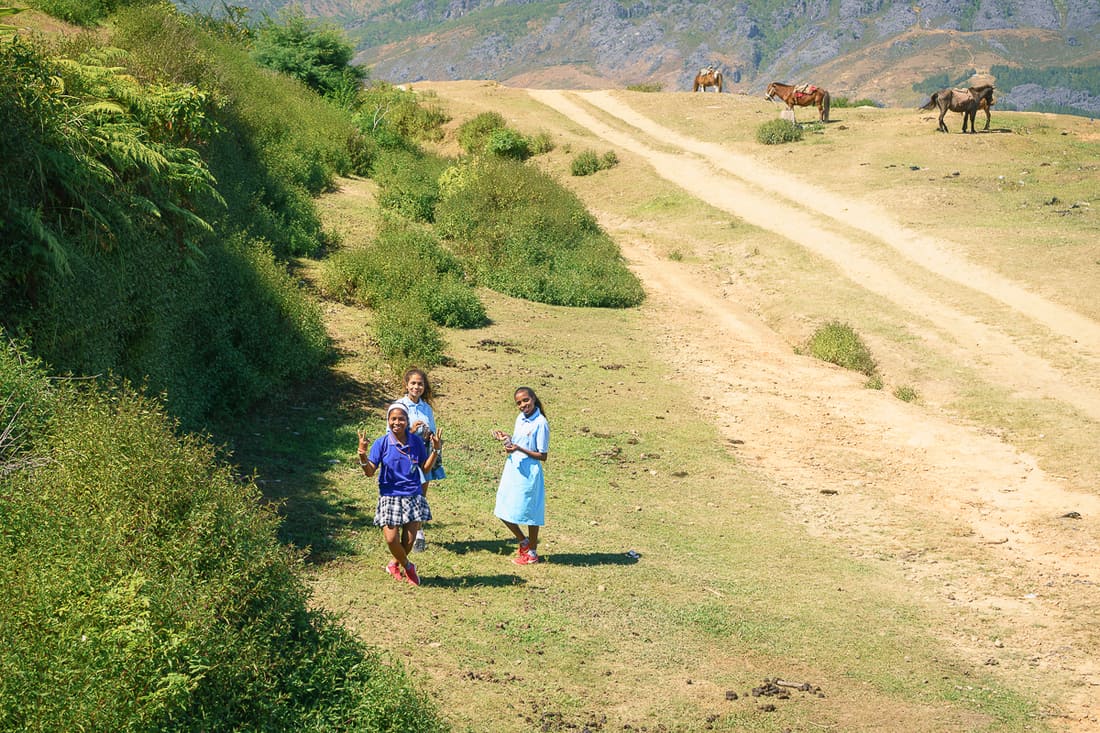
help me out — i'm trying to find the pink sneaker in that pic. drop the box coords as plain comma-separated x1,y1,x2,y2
517,538,530,555
385,561,402,581
513,549,539,565
404,562,421,586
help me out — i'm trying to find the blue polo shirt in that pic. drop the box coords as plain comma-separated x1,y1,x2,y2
368,432,427,497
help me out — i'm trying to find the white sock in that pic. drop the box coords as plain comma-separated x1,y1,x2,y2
416,529,425,540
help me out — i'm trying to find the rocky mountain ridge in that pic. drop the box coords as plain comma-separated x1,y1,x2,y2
220,0,1100,111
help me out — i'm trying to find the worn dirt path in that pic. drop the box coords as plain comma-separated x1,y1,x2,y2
528,89,1100,730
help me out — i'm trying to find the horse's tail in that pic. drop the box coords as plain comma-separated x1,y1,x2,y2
919,93,938,111
716,72,723,93
822,90,830,121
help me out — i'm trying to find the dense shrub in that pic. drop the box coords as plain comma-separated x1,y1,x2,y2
321,222,486,332
349,84,449,174
456,111,506,154
436,157,643,307
571,149,619,176
415,274,488,328
372,149,449,222
486,126,531,159
626,82,662,92
755,118,803,144
805,321,878,377
250,6,367,102
374,305,446,372
0,340,447,732
571,150,601,176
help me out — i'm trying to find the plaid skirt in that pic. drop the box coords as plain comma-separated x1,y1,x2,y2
374,493,432,527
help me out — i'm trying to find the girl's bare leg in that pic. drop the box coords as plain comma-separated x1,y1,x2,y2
501,520,527,543
402,522,421,555
527,525,539,553
383,526,411,566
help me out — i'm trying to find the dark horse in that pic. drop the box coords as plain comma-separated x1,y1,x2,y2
919,85,995,133
765,82,831,122
693,67,723,93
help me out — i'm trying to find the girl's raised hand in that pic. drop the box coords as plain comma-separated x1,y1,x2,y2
491,429,508,441
430,427,443,450
357,429,369,451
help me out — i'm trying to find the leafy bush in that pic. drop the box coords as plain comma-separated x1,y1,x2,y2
528,131,554,154
756,118,803,144
322,224,455,303
486,126,531,159
456,110,506,154
250,6,367,102
436,157,643,307
372,149,449,222
416,274,488,328
375,305,446,372
571,150,601,176
626,82,662,92
571,149,619,176
0,340,446,732
805,321,878,377
352,83,449,172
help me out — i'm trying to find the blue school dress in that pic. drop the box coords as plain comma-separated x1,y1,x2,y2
399,396,447,482
493,408,549,526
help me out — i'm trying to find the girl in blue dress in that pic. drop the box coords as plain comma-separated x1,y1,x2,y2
357,402,441,586
398,368,445,552
492,386,550,565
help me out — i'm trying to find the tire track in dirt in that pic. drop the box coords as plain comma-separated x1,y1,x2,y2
527,89,1100,425
528,88,1100,729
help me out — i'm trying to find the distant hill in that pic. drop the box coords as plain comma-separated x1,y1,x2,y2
198,0,1100,113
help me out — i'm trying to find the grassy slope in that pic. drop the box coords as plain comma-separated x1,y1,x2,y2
223,116,1085,728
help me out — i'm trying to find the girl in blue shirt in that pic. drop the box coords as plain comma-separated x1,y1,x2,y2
492,386,550,565
357,402,441,586
398,368,445,552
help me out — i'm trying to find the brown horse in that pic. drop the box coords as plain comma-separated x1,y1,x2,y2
765,81,831,122
693,67,723,93
919,85,995,133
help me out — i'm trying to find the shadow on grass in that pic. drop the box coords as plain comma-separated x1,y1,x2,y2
425,574,528,588
214,361,390,564
545,552,640,567
439,539,517,556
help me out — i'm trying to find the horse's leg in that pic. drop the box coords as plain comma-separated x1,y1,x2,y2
938,107,948,133
983,106,991,131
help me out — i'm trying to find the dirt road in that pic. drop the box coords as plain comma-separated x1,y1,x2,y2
529,89,1100,730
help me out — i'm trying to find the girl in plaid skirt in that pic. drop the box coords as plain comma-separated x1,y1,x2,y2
358,402,442,586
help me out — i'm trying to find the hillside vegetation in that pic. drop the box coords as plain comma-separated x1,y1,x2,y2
2,2,646,729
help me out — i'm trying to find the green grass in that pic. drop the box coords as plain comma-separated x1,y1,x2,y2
228,280,1046,731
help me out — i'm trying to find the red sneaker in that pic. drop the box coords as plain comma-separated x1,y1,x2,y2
513,549,539,565
404,562,421,586
385,561,402,581
517,538,530,555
